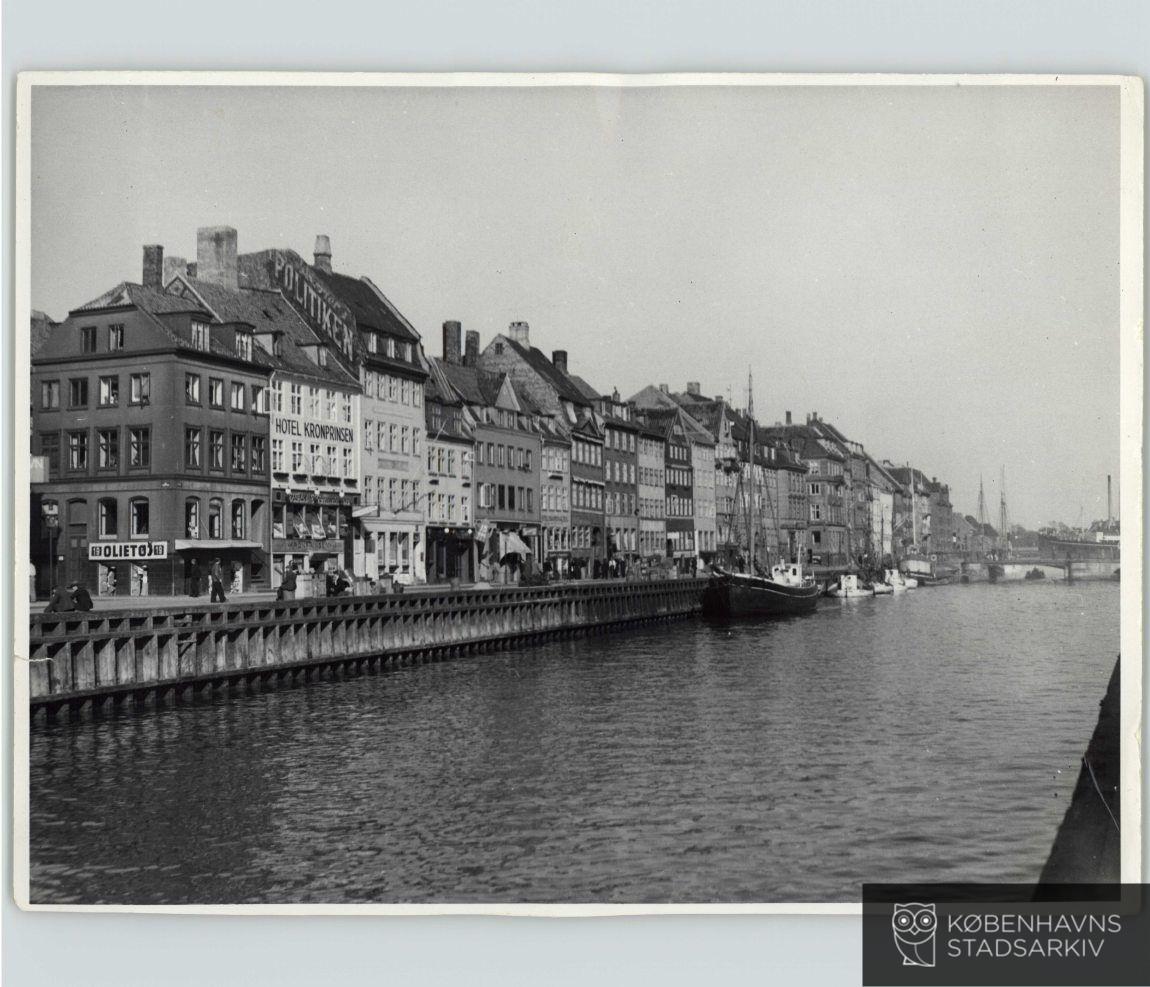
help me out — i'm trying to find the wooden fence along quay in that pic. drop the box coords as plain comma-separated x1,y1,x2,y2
26,579,707,720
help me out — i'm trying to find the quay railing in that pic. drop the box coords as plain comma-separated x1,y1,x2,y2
26,578,707,718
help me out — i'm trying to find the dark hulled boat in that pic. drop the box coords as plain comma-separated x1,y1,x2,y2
703,563,821,619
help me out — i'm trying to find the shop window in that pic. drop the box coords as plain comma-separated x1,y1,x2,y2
129,498,150,537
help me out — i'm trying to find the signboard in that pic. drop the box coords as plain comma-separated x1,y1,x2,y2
267,250,359,361
273,489,351,506
89,541,169,561
273,538,344,555
272,417,354,443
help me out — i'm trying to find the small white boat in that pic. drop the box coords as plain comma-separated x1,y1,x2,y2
830,573,874,598
872,581,894,595
884,568,914,592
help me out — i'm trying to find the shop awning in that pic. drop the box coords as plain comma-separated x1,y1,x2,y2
173,539,264,551
353,505,378,519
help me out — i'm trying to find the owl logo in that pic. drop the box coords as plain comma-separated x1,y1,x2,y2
891,902,937,967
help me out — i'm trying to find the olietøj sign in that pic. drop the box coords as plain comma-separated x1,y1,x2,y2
89,541,169,561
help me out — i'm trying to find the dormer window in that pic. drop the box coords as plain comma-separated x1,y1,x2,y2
191,320,210,352
235,330,253,361
386,337,396,358
317,347,328,368
366,332,379,354
403,342,413,361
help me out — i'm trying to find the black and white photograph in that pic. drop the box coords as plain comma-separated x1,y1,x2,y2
13,74,1142,911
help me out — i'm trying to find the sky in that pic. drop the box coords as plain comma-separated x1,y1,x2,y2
29,82,1121,528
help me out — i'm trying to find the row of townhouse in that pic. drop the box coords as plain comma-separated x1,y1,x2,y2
28,225,960,599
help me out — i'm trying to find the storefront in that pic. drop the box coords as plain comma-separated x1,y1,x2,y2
424,524,476,583
352,508,424,587
270,488,356,586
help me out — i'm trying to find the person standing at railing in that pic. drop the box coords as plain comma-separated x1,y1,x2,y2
209,559,228,603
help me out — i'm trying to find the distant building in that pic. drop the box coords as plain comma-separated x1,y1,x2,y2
538,418,572,577
636,424,667,561
595,391,640,569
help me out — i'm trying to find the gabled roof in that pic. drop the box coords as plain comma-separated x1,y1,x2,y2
628,384,681,411
73,281,209,317
312,269,422,343
434,358,507,409
566,373,601,402
172,276,358,387
502,337,590,406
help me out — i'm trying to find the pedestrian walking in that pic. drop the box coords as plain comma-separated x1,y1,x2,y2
188,558,202,597
209,558,228,603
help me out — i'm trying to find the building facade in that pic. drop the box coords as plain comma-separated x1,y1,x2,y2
539,421,572,578
597,393,640,571
637,425,667,562
30,250,272,598
569,417,606,578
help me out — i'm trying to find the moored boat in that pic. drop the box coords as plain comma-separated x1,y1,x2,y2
883,568,913,592
829,573,874,598
704,563,821,618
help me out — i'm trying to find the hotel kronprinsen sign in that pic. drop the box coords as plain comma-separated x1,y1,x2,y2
273,418,354,442
89,541,169,561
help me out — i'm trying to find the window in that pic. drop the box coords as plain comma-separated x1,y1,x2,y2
290,383,302,415
317,347,328,368
308,388,319,418
231,433,247,472
403,342,413,361
191,321,210,351
364,418,373,451
271,438,284,472
231,500,246,539
342,447,352,478
251,436,267,473
209,378,224,408
366,332,378,353
235,330,253,361
251,385,267,414
185,499,200,538
498,485,506,510
98,498,118,537
209,430,224,469
185,427,202,468
230,382,245,412
94,375,119,408
386,338,396,358
128,428,150,468
209,500,223,539
271,381,284,413
326,444,337,476
341,393,351,423
129,373,151,404
80,326,97,352
526,489,534,513
185,373,201,404
309,443,321,473
129,498,150,537
97,429,119,469
387,375,397,401
108,324,124,350
388,423,397,452
38,433,60,473
291,441,303,472
401,426,410,455
810,504,823,521
69,378,88,408
40,380,60,410
67,431,88,470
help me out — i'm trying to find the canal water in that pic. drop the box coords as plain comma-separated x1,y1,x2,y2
29,581,1119,905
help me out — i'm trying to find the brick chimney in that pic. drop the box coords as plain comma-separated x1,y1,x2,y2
442,320,462,364
508,321,530,346
163,255,188,285
314,234,332,274
785,410,792,425
142,244,164,290
659,383,669,394
464,330,480,367
686,381,700,396
552,349,568,375
196,226,238,289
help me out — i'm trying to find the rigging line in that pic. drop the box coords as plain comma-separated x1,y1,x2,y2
1083,755,1120,834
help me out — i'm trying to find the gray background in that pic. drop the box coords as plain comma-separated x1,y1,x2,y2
3,1,1147,984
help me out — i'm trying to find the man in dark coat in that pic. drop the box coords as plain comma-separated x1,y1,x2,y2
43,585,76,613
188,559,203,597
209,558,228,603
69,582,94,612
276,563,297,602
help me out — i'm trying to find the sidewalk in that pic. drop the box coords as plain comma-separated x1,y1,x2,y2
28,591,277,615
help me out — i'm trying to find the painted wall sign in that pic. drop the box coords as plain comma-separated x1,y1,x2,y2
89,541,169,561
273,417,354,443
268,250,359,361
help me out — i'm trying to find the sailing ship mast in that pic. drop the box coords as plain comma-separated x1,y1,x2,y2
747,370,755,573
908,461,917,553
999,466,1009,556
